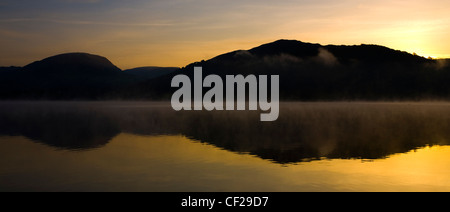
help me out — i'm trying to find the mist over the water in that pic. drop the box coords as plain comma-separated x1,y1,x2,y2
2,101,450,163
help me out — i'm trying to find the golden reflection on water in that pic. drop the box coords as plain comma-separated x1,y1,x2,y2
1,134,450,192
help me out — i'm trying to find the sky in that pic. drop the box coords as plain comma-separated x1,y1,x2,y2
0,0,449,69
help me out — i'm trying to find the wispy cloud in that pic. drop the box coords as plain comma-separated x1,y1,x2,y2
0,18,174,27
62,0,103,3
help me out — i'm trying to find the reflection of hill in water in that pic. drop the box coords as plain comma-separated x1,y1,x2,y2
0,103,120,149
1,102,450,163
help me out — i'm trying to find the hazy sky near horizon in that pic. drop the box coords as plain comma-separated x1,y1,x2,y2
0,0,449,69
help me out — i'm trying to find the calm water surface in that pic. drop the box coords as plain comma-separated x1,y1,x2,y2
1,101,450,191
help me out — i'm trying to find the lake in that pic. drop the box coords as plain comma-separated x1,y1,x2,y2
1,101,450,191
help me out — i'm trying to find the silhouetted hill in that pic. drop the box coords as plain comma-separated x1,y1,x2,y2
142,39,450,100
0,53,136,99
124,66,179,80
24,53,122,75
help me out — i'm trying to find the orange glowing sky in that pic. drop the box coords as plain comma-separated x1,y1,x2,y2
0,0,449,69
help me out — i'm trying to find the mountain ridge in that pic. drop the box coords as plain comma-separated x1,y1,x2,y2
151,39,449,100
204,40,431,66
1,40,450,100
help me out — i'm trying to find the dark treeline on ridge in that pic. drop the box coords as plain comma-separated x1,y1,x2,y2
1,40,450,100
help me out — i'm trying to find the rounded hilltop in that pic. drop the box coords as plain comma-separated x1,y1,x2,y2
23,52,122,76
